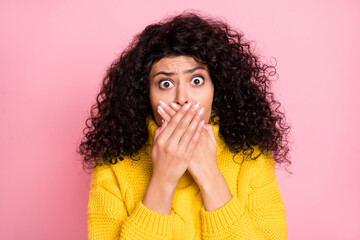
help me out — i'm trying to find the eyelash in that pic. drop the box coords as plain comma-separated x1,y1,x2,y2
158,75,205,89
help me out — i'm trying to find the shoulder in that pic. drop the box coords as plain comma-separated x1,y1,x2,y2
250,146,277,188
237,146,276,187
91,150,153,191
90,158,122,189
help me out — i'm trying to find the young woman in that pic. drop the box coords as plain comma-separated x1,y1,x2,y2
79,11,291,240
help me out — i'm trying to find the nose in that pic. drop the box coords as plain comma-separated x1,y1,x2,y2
176,100,188,106
175,83,189,106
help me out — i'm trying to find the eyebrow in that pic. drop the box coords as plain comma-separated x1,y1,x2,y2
152,66,206,78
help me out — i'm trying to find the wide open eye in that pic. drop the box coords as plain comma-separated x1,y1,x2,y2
190,76,204,86
159,80,174,89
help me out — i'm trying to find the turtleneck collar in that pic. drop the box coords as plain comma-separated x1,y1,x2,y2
145,110,226,157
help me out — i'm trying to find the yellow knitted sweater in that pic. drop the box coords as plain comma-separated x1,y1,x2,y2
88,116,288,239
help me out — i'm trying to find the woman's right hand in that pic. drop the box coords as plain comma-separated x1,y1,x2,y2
151,102,205,188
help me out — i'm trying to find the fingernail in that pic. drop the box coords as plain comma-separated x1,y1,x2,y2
161,119,164,124
198,107,204,115
193,102,200,110
183,102,192,110
159,100,167,108
158,105,165,114
170,102,180,109
199,120,205,127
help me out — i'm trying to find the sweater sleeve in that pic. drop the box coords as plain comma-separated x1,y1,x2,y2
88,163,174,240
200,153,288,240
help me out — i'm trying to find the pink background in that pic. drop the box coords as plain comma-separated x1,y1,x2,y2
1,0,359,239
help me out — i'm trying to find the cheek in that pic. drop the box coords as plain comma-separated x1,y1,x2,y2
204,103,213,123
200,93,214,123
149,91,160,121
150,105,162,126
149,89,161,111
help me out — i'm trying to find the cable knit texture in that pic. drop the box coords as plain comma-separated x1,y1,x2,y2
88,116,288,239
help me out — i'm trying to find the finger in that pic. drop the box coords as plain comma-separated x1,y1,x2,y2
204,124,217,145
166,103,202,147
185,119,205,155
178,106,204,152
157,102,193,142
169,102,181,112
154,120,168,141
157,105,172,122
159,100,177,118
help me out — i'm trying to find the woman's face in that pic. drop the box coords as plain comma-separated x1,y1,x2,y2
149,55,214,126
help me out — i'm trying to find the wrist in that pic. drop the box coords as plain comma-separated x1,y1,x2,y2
142,174,177,215
199,171,233,211
198,169,222,192
196,167,222,191
150,173,178,193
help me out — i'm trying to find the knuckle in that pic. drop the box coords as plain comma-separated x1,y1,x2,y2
183,128,194,139
169,110,176,117
180,116,192,127
174,110,185,119
155,139,164,148
168,117,179,126
177,122,187,131
165,145,174,154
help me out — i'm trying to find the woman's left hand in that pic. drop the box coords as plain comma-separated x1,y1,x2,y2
157,101,220,189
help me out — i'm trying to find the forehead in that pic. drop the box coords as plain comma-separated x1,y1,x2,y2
150,55,208,73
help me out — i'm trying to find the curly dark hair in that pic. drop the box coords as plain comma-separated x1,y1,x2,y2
78,10,292,173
